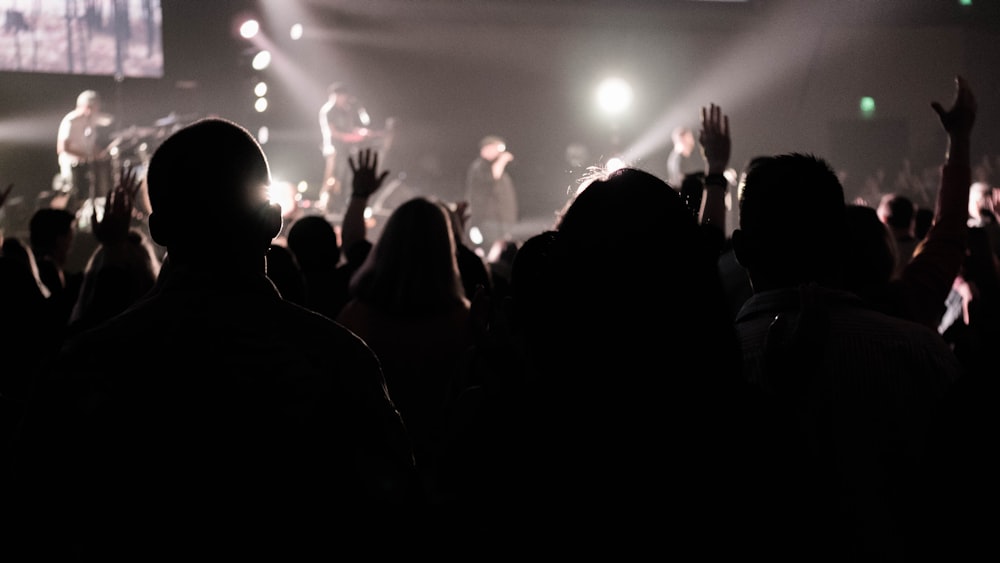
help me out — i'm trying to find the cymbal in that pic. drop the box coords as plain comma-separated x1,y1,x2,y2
153,111,198,128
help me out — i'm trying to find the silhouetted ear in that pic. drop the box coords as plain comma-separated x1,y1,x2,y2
260,202,283,240
147,212,169,246
730,228,752,269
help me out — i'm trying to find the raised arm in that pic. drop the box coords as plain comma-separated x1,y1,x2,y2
698,103,731,239
92,162,141,247
932,75,976,177
901,75,976,329
340,148,389,255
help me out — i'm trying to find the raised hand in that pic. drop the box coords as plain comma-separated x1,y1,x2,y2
931,75,976,138
699,103,731,175
348,148,390,200
93,161,140,245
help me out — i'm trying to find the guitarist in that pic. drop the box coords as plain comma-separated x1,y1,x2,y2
56,90,114,213
318,82,393,214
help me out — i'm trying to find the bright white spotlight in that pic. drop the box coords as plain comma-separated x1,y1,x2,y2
239,19,260,39
258,126,270,144
254,81,268,97
268,180,297,218
254,97,268,113
290,23,303,40
605,156,627,173
596,77,633,116
469,226,484,246
251,50,271,71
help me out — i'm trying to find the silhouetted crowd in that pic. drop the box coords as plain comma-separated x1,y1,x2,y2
0,76,997,560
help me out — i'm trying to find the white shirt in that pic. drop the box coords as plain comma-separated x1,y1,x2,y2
57,108,100,179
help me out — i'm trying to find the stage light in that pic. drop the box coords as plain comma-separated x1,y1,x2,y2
252,50,271,70
469,226,484,246
596,77,633,116
239,19,260,39
254,81,268,97
255,97,268,113
290,23,303,40
268,180,297,218
605,156,627,173
258,126,270,144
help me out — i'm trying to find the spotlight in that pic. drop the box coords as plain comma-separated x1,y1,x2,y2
251,50,271,71
469,227,484,246
290,23,303,40
268,180,297,218
239,19,260,39
254,97,268,113
254,81,268,97
596,77,633,117
605,156,627,173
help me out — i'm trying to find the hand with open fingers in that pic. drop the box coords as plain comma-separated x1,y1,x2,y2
931,75,976,137
93,162,140,245
348,148,390,200
699,103,731,175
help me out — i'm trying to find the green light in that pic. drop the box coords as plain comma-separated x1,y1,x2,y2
959,0,972,7
859,96,876,117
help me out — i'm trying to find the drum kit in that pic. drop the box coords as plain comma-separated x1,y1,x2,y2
105,111,198,167
55,112,199,225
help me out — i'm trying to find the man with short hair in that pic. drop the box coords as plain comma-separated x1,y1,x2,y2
56,90,113,209
15,118,422,557
465,134,518,251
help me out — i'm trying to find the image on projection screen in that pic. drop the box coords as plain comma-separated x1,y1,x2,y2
1,0,162,78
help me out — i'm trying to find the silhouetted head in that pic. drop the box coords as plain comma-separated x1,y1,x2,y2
286,214,341,272
550,167,731,352
843,203,897,301
29,207,75,265
734,153,847,291
679,171,706,216
876,193,916,233
350,196,467,316
145,118,281,265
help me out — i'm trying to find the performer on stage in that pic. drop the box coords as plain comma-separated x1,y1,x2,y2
56,90,114,211
666,125,704,189
319,82,392,213
465,134,518,252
